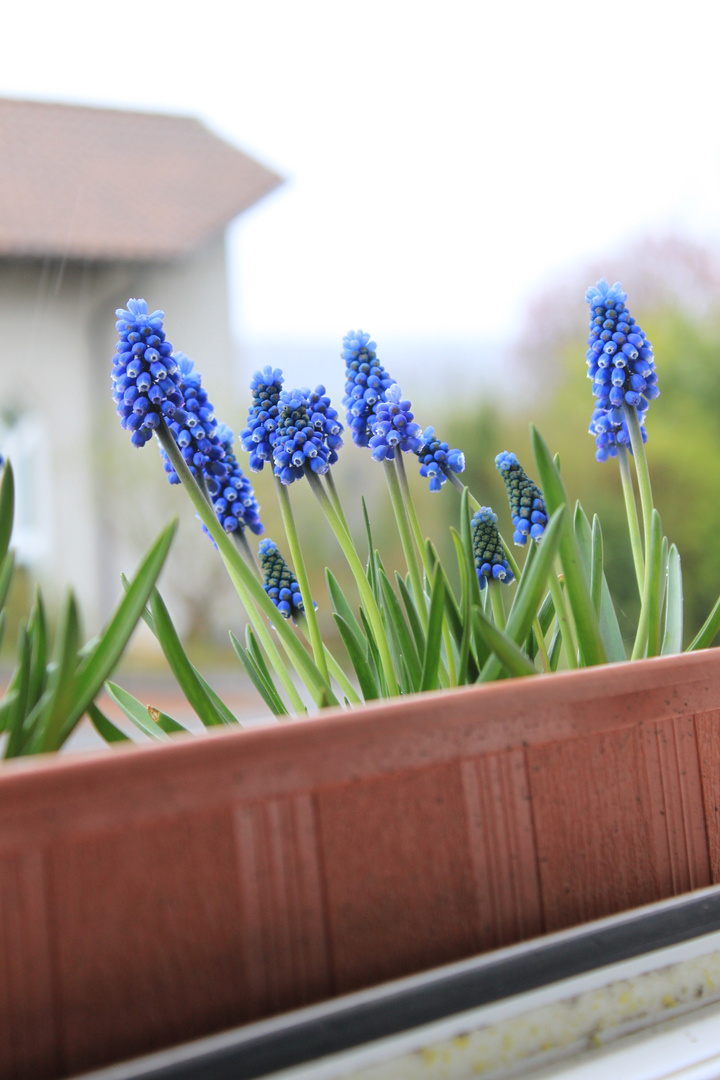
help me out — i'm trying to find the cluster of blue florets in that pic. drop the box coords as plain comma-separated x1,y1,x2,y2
112,300,186,447
368,384,423,461
341,331,396,447
471,507,514,590
416,427,465,492
160,353,227,487
208,423,263,536
302,385,344,465
258,538,305,620
272,389,331,485
240,367,284,471
495,451,548,545
585,279,659,462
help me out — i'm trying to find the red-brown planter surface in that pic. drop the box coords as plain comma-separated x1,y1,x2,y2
2,650,720,1079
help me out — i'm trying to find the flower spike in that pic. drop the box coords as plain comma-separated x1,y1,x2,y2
272,389,330,485
585,279,659,462
111,299,185,447
368,384,423,461
240,367,284,471
416,427,465,492
495,451,548,545
471,507,514,589
259,538,306,620
341,330,396,447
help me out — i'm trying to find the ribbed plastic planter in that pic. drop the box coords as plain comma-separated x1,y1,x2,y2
3,649,720,1080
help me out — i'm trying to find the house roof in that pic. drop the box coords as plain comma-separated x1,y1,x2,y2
0,98,282,262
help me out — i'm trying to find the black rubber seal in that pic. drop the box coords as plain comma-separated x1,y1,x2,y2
88,888,720,1080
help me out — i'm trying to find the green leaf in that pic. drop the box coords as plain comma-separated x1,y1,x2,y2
361,497,381,605
26,591,48,711
0,688,19,736
396,572,426,657
572,503,625,663
326,569,365,651
104,681,171,741
474,606,537,680
30,591,82,753
662,544,683,656
334,613,379,700
689,590,720,649
0,548,15,613
532,427,606,666
420,567,445,692
379,569,422,691
480,506,565,682
591,516,603,615
450,527,477,683
548,624,563,671
3,626,32,757
230,629,287,717
150,588,226,727
645,509,664,658
68,521,177,736
88,702,131,743
0,462,14,567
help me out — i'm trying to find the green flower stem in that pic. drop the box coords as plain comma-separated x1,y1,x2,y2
233,529,261,578
305,467,399,696
489,581,506,630
631,508,662,660
275,479,331,686
548,567,578,669
624,406,654,557
324,470,351,535
617,445,644,595
155,421,324,713
384,458,426,619
395,454,427,572
445,471,549,671
394,455,455,685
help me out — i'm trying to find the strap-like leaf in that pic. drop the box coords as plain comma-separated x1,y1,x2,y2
69,521,177,732
420,568,445,691
474,606,537,680
574,505,626,662
480,507,565,682
326,569,366,651
334,613,379,700
0,548,15,613
150,589,226,727
0,463,14,566
395,572,427,657
230,629,287,717
662,544,683,656
532,427,606,666
379,569,422,692
104,681,170,741
88,702,131,743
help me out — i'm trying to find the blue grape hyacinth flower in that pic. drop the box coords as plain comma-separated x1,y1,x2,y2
341,330,396,447
303,385,344,464
416,427,465,492
160,353,228,487
112,299,186,447
259,538,305,620
272,389,330,485
240,367,284,471
208,423,263,537
495,451,548,545
585,279,659,462
368,384,423,461
471,507,514,590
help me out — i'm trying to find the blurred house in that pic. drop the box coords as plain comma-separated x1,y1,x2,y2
0,97,281,627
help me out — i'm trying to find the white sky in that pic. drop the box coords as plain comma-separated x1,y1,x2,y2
2,1,719,348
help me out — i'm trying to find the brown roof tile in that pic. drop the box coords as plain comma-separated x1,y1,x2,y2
0,98,282,261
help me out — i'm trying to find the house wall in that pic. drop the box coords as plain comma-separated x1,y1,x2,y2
0,233,243,637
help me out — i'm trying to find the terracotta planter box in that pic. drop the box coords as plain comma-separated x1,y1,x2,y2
2,650,720,1080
